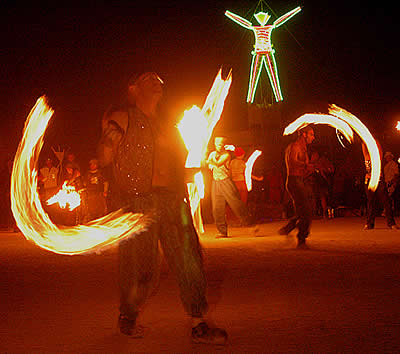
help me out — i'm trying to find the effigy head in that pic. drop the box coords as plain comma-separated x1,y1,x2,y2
254,12,271,26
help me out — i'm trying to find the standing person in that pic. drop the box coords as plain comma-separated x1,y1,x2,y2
62,162,85,225
98,71,227,344
278,126,315,248
207,137,250,237
383,151,399,215
84,159,108,221
230,147,248,204
226,147,247,224
39,157,59,201
362,143,398,230
39,157,60,222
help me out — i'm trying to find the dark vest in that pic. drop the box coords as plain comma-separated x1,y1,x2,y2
113,106,154,196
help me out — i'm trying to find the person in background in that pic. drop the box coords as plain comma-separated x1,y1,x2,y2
84,158,108,221
62,162,85,225
226,147,248,225
207,137,250,237
362,143,398,230
383,151,399,215
39,157,59,201
278,126,315,248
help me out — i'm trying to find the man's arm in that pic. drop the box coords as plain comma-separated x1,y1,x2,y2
225,10,253,30
97,112,126,168
208,152,231,168
273,6,301,28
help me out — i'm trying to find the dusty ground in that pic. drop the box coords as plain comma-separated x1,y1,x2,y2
1,217,400,353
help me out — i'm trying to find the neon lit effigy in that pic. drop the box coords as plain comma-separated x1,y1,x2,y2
225,6,301,103
283,105,380,191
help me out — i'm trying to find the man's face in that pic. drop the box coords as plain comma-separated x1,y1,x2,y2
304,129,315,145
214,138,225,152
132,72,163,101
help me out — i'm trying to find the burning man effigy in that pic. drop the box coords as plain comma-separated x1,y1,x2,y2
97,71,227,344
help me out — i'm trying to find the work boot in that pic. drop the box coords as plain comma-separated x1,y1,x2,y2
192,321,228,345
296,238,308,249
118,314,144,337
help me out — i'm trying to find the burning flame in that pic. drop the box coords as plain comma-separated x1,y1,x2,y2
11,97,150,255
396,121,400,131
245,150,262,191
283,113,354,144
328,104,380,191
178,69,232,233
47,181,81,211
283,105,380,191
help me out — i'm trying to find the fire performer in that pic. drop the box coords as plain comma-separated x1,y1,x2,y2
278,126,315,248
97,71,227,344
362,142,398,230
207,137,250,237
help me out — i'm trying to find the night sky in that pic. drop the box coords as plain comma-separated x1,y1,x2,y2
1,0,399,164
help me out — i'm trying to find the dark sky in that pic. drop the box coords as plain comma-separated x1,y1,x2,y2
1,0,399,163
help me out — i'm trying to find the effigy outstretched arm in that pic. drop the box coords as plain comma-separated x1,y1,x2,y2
225,10,253,30
273,6,302,28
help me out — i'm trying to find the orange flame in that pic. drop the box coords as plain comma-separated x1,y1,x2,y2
328,105,380,191
177,69,232,233
283,105,380,191
46,181,81,211
245,150,262,191
283,114,354,144
11,97,150,255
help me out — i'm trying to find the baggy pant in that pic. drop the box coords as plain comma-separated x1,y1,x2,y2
119,188,208,320
365,181,395,227
211,178,249,235
283,176,312,241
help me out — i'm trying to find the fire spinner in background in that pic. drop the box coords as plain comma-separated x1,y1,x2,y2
225,5,301,103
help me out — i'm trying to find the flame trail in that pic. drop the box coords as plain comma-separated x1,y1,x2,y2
283,114,354,144
178,69,232,233
283,105,380,191
245,150,262,191
11,97,150,255
328,104,380,191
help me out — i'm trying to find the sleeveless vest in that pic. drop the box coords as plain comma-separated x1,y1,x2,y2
113,106,154,196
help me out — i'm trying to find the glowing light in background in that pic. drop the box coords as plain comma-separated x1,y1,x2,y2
283,105,380,191
178,69,232,234
11,97,150,255
245,150,262,191
396,121,400,131
225,6,301,103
